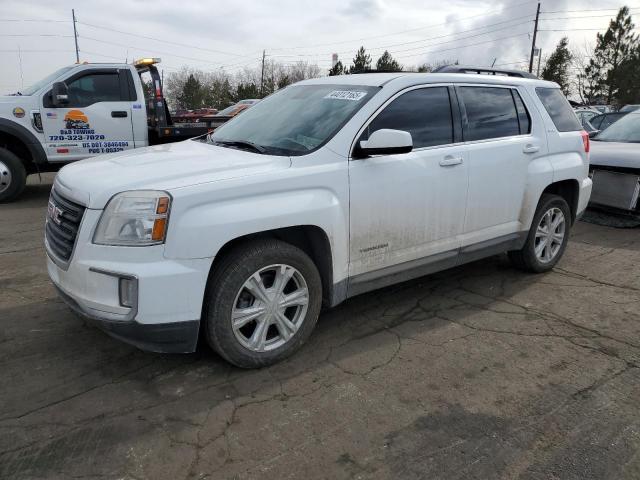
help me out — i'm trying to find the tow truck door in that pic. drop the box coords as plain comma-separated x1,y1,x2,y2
40,67,136,162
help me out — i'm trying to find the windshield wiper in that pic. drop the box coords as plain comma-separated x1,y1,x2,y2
212,139,267,154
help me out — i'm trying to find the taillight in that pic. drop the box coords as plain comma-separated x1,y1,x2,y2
581,130,590,153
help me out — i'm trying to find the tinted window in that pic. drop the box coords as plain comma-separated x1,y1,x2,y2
67,73,122,107
459,87,520,141
593,113,640,143
362,87,453,148
535,88,581,132
590,114,604,129
512,90,531,134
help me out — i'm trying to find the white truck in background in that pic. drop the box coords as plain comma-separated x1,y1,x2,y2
0,58,227,202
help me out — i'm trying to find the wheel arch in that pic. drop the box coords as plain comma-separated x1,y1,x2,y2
205,225,336,308
541,179,580,224
0,119,48,174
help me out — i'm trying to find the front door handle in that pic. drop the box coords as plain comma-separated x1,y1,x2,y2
111,111,128,118
439,155,463,167
523,144,540,154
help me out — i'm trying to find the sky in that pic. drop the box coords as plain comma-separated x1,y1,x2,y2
0,0,638,94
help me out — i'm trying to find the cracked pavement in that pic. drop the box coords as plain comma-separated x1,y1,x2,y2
1,175,640,479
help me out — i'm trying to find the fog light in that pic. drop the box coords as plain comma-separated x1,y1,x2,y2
119,277,137,308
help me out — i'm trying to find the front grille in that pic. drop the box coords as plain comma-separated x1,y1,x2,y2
45,188,85,262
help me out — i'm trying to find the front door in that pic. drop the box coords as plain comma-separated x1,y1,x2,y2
41,68,135,163
348,85,469,287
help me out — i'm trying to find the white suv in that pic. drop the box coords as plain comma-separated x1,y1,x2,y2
46,70,592,367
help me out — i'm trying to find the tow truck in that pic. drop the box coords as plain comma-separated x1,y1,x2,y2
0,58,230,202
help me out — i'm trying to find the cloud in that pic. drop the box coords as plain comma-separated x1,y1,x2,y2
341,0,382,20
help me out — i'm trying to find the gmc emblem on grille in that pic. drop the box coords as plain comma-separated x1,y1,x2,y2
47,201,63,226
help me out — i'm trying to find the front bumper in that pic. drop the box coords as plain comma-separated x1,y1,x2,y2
46,209,212,353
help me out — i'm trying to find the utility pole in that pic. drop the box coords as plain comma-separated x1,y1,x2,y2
528,2,541,73
72,9,79,63
260,50,266,97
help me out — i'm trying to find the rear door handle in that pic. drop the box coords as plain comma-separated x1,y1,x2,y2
523,144,540,154
439,155,463,167
111,111,128,118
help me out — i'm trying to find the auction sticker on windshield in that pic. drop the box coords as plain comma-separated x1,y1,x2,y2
324,91,368,101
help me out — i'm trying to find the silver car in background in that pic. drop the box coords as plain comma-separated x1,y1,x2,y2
589,112,640,214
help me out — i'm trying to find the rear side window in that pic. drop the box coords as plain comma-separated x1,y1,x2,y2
362,86,454,148
459,87,520,141
535,88,581,132
512,90,531,134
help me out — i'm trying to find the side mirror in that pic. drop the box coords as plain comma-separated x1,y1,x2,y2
51,82,69,107
589,130,599,139
355,129,413,157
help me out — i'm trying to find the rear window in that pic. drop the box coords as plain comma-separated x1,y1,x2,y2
535,88,581,132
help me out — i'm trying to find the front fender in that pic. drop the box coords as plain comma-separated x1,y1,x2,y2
164,187,348,283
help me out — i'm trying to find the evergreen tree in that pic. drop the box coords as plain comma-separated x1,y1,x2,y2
617,44,640,105
328,60,345,76
234,82,260,101
350,47,372,73
376,50,402,72
176,74,205,109
541,37,573,95
582,6,638,104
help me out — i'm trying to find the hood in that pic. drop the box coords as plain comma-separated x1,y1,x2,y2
55,140,291,209
590,140,640,170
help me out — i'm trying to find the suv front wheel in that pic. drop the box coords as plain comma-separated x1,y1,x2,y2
509,193,572,273
204,239,323,368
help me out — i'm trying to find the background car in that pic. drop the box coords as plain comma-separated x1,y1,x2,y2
620,104,640,112
590,111,628,131
589,112,640,214
574,108,600,133
214,99,260,118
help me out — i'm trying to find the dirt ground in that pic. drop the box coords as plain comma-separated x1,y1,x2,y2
1,174,639,480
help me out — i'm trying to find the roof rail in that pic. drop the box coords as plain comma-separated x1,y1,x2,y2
432,65,538,79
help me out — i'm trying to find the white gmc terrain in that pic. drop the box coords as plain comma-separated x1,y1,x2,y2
46,67,593,367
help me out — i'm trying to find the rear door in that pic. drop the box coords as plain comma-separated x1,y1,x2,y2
40,68,136,163
457,85,548,246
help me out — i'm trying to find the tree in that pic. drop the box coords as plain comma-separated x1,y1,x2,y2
234,82,260,101
350,47,371,73
617,44,640,105
416,59,458,72
541,37,573,95
329,60,345,76
376,50,402,72
176,74,205,110
582,6,638,104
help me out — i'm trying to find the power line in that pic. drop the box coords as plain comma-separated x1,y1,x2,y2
270,21,534,59
270,17,534,58
0,34,73,37
267,0,539,51
76,20,255,59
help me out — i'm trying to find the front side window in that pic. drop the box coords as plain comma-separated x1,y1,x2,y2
535,87,582,132
66,72,122,107
459,86,520,141
360,87,454,149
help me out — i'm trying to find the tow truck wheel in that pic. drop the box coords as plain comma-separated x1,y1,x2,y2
0,147,27,203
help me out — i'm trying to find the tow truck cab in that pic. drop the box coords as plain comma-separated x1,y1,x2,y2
0,58,221,202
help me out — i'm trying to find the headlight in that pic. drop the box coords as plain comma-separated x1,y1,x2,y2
93,191,171,246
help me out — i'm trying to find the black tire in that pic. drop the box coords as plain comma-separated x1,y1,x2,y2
509,193,572,273
0,147,27,203
204,239,323,368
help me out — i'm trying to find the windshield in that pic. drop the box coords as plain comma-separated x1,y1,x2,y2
594,113,640,143
210,84,379,155
19,66,74,96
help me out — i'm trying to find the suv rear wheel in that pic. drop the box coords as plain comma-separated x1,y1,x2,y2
0,147,27,203
509,193,571,273
204,239,322,368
